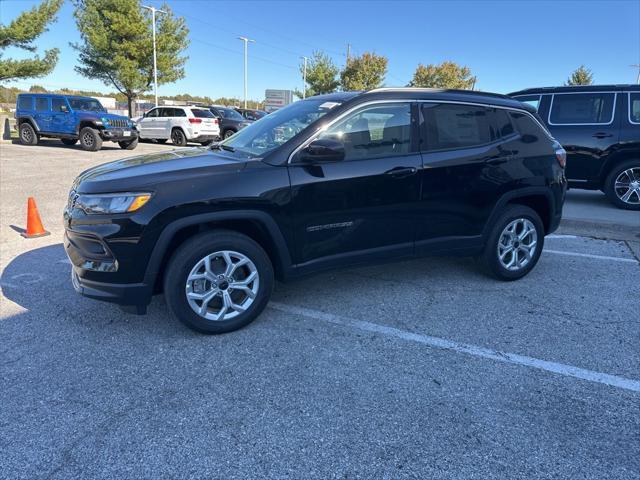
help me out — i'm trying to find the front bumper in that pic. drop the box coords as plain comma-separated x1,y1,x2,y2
100,128,138,142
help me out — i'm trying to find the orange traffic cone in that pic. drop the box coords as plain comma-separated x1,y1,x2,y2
21,197,50,238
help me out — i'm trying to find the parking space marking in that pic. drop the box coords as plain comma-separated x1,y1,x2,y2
270,302,640,393
547,234,578,239
544,249,639,264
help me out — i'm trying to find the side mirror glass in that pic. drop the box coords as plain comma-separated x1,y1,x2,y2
60,105,69,113
299,138,345,163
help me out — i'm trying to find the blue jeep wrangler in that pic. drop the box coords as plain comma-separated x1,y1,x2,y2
15,93,138,151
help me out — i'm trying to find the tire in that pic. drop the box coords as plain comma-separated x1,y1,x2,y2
118,137,139,150
79,126,102,151
19,122,38,145
603,160,640,210
171,128,187,147
163,230,274,334
480,205,544,281
61,138,78,146
223,129,236,139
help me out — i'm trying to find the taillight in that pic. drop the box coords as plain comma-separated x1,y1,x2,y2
555,145,567,168
188,118,202,124
213,118,219,125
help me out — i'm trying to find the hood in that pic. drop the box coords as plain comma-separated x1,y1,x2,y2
74,147,250,194
76,110,129,121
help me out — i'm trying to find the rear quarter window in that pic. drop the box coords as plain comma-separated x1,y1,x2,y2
18,96,33,110
630,93,640,124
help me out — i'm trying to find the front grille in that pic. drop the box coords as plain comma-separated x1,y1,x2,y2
67,190,79,210
108,119,129,128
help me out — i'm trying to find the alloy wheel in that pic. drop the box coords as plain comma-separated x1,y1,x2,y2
497,218,538,271
21,127,32,143
614,167,640,205
185,250,259,321
82,131,94,147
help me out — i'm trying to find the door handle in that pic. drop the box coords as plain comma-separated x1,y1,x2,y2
592,132,613,139
386,166,417,178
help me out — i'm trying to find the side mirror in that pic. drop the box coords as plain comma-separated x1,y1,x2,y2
60,105,69,113
299,138,345,163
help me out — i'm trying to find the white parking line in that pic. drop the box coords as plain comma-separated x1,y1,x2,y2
547,234,578,239
269,302,640,393
544,249,638,264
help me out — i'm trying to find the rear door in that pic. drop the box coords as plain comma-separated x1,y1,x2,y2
34,96,51,132
287,102,422,267
546,92,620,185
416,102,511,252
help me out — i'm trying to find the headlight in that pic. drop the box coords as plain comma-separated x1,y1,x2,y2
75,193,152,214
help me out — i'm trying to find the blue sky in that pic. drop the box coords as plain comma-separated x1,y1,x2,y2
1,0,639,100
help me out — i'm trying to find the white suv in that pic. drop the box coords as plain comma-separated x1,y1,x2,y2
136,106,221,146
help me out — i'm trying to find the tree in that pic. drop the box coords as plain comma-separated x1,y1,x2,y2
0,0,63,82
340,52,388,91
72,0,189,116
566,65,593,86
296,51,339,98
408,61,476,89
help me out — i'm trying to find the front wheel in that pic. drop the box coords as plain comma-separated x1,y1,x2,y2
163,230,274,334
118,137,138,150
79,127,102,151
604,161,640,210
171,128,187,147
480,205,544,281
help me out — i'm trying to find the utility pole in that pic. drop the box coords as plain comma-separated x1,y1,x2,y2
346,44,351,63
301,56,308,99
238,36,255,109
142,5,167,107
632,64,640,85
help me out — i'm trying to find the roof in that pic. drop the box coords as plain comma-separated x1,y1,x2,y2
17,93,99,99
509,84,640,96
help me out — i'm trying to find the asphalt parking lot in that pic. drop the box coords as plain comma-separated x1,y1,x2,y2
1,140,639,479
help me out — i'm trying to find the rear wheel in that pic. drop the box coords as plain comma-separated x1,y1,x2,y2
118,137,138,150
163,230,274,334
171,128,187,147
61,138,77,146
19,123,38,145
604,160,640,210
79,127,102,151
480,205,544,281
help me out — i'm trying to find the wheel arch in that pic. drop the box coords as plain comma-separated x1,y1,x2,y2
145,210,293,293
78,120,101,133
484,187,556,237
598,150,640,189
18,116,39,131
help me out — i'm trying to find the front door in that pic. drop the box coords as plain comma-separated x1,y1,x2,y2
50,97,74,134
288,102,421,268
137,107,160,138
545,91,620,185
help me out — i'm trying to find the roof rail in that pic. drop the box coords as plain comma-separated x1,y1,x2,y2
367,87,512,100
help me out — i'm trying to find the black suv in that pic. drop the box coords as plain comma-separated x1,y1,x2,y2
510,85,640,210
64,89,566,334
207,105,251,139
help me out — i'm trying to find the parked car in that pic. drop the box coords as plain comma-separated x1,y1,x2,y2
15,93,138,151
509,85,640,210
136,106,220,146
207,105,251,139
64,88,566,334
235,108,268,121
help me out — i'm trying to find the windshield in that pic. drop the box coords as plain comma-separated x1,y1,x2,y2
221,99,342,156
68,98,105,112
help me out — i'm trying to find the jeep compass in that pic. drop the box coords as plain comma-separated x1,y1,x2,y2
64,89,567,334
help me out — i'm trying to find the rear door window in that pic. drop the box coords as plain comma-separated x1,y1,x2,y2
35,97,49,112
629,93,640,124
549,92,615,125
18,96,34,110
422,103,495,151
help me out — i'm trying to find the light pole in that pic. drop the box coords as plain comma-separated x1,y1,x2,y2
632,64,640,85
238,36,255,109
142,5,166,107
301,56,308,99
